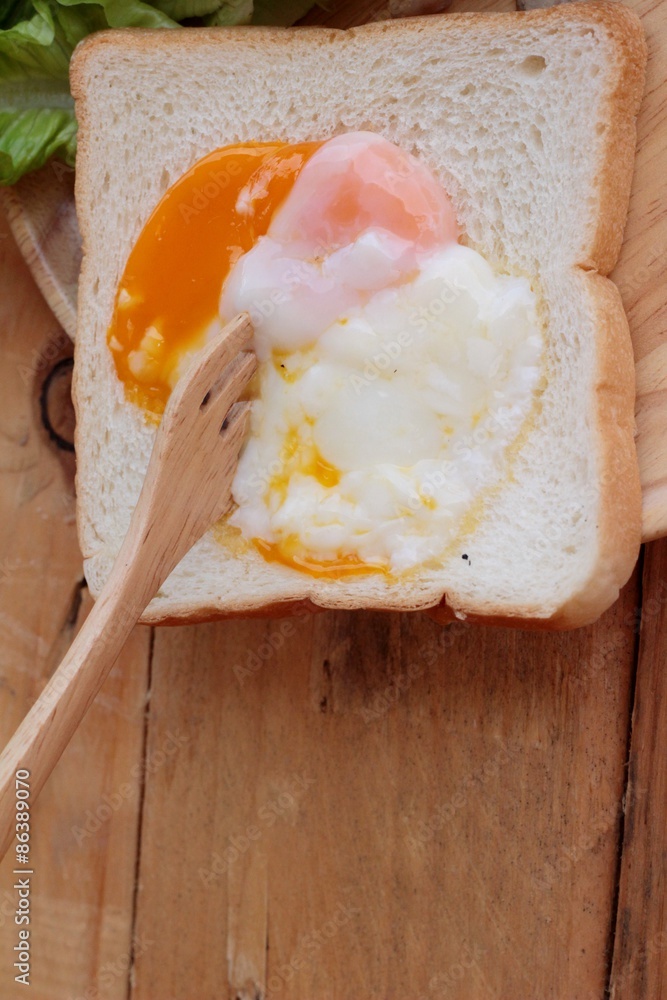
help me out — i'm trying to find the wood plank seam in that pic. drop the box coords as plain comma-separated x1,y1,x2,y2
126,625,155,1000
604,545,645,998
608,537,667,1000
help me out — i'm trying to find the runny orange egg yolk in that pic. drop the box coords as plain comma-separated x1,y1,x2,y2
107,141,322,414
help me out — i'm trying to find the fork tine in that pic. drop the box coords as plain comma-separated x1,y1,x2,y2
222,400,252,443
204,351,257,425
164,312,254,417
200,400,253,527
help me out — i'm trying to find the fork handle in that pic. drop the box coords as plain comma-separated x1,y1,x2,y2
0,548,154,860
0,315,254,861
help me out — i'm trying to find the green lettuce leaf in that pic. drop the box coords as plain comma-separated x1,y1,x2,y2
0,0,316,185
0,0,179,183
56,0,179,30
204,0,252,26
0,2,38,28
149,0,222,21
204,0,317,27
0,106,76,181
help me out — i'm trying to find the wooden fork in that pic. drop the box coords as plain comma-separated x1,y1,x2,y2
0,312,256,859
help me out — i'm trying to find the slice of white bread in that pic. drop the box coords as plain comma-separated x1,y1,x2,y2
70,1,646,628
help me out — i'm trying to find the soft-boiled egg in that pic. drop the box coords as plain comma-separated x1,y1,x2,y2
108,131,543,578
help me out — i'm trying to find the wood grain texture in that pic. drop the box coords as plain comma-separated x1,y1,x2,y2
610,537,667,1000
132,590,641,999
0,210,150,999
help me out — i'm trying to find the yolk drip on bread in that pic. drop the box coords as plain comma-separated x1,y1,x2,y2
109,131,543,579
108,141,321,412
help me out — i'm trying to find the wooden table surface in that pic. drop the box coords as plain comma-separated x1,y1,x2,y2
1,2,666,999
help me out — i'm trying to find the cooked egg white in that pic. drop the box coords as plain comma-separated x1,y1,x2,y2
219,132,543,575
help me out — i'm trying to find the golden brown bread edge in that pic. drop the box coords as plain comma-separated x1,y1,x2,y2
71,1,647,630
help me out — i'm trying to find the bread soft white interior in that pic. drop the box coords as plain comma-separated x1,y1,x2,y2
71,1,646,628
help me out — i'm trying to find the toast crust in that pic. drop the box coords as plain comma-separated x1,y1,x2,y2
71,1,646,630
429,274,642,630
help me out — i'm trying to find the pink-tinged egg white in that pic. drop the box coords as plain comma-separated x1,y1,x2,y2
267,131,458,254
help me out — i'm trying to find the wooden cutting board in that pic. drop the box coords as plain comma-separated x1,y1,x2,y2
1,0,666,540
